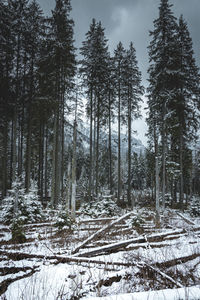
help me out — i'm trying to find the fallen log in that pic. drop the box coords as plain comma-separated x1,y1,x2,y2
0,249,135,268
96,261,183,290
74,226,200,257
78,217,117,224
72,211,133,254
176,212,196,226
156,253,200,269
140,262,183,288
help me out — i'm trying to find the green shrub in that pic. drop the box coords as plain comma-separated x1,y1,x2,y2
130,215,145,233
1,179,45,225
80,197,120,217
54,211,74,231
189,197,200,217
11,219,26,243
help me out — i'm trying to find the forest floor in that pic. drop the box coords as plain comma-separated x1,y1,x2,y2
0,206,200,299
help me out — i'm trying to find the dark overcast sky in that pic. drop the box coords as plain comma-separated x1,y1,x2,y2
38,0,200,144
39,0,200,84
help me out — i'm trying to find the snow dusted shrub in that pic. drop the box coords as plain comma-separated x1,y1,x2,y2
54,210,74,231
1,178,44,225
189,196,200,217
80,197,120,217
131,215,145,227
130,215,145,234
11,218,26,243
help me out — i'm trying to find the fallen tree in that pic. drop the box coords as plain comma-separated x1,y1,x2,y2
72,211,133,254
74,226,200,257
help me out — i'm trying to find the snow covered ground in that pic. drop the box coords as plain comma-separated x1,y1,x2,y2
87,285,200,300
0,208,200,299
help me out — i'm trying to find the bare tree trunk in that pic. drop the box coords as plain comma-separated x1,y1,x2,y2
12,110,17,184
95,96,100,198
38,121,44,200
108,91,113,193
12,34,21,185
10,119,14,188
162,103,166,209
54,108,61,207
88,88,93,201
117,80,121,205
179,131,184,209
127,91,132,206
25,108,31,193
93,96,97,198
51,112,57,207
66,154,71,212
25,55,34,193
71,119,77,219
71,91,78,219
155,156,160,226
61,97,65,200
2,120,8,197
154,124,160,225
44,125,48,203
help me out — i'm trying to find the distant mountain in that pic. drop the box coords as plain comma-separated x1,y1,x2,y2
65,120,145,155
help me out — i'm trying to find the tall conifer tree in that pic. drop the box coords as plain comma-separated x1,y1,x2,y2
147,0,178,208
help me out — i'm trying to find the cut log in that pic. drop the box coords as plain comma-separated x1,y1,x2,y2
74,226,200,257
78,217,117,224
0,250,135,268
72,211,134,254
176,212,196,226
156,253,200,269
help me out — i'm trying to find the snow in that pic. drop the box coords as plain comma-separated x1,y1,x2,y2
4,263,111,300
1,209,200,299
86,286,200,300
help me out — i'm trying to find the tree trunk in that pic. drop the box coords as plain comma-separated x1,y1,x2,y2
154,124,160,224
44,125,48,203
95,96,100,197
38,121,44,200
162,103,166,209
71,119,77,220
108,91,113,193
54,107,61,207
179,131,184,209
2,120,8,197
12,110,17,184
117,79,121,204
88,88,93,201
51,112,57,207
127,92,132,206
60,96,65,200
155,156,160,225
66,154,71,212
25,107,31,193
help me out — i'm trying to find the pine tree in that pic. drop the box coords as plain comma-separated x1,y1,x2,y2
168,15,200,205
40,0,76,207
80,19,110,198
147,0,178,209
0,0,14,197
24,0,44,193
8,0,29,185
123,42,144,205
80,19,97,200
113,42,126,205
